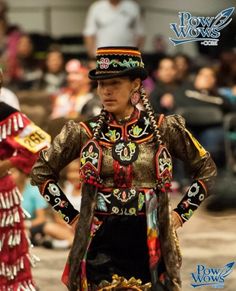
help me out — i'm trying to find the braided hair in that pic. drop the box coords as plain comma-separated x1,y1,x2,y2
93,108,107,140
68,108,107,291
139,86,182,265
139,85,163,144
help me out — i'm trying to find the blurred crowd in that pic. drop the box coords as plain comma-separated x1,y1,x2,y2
1,0,236,248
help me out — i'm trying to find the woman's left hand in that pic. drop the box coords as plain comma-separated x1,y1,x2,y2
172,211,183,230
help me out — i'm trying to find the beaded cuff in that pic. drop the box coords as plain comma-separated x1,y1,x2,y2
41,179,79,224
174,180,207,223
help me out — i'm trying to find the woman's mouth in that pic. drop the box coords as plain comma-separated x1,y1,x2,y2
104,99,116,104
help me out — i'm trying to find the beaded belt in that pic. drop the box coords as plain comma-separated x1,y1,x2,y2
94,188,147,216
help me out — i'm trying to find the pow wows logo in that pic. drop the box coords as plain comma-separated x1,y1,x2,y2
191,262,235,288
169,7,235,46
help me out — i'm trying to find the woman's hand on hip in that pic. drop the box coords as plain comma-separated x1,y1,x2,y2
172,210,183,230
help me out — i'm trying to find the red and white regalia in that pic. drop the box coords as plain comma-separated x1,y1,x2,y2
0,102,50,291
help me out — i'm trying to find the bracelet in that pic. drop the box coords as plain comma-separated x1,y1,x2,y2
174,180,207,223
41,179,79,224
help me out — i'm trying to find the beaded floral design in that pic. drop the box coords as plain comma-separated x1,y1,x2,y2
97,58,144,70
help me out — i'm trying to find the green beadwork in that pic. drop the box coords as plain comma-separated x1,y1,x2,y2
89,121,97,128
131,125,143,137
97,58,144,69
182,209,194,220
105,129,118,142
138,193,145,211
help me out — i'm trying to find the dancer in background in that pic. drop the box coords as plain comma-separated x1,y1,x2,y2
0,97,50,290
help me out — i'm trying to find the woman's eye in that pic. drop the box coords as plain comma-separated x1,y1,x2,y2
111,81,119,86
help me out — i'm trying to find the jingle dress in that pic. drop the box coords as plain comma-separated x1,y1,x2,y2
31,108,216,291
0,102,50,291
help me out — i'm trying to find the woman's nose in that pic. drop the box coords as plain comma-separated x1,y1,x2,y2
103,87,112,95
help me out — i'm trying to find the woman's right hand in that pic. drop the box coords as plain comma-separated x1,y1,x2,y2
171,211,183,230
0,160,12,177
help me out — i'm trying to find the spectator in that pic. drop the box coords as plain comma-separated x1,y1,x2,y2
175,66,230,168
174,53,192,83
149,57,179,114
175,67,229,110
8,34,42,91
0,1,22,83
50,59,101,120
0,1,7,18
142,34,167,75
217,50,236,87
217,52,236,109
83,0,145,58
39,47,66,94
142,34,168,96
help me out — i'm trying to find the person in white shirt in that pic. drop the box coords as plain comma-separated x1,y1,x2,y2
83,0,145,58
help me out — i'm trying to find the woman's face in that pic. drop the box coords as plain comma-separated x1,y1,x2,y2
17,35,33,58
156,59,177,84
46,51,64,74
174,56,189,74
97,77,140,117
67,69,90,91
194,68,216,91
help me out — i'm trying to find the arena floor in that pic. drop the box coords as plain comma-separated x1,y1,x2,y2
32,197,236,291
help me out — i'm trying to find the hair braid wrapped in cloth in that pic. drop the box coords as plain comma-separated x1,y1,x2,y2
68,109,107,291
140,86,182,291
